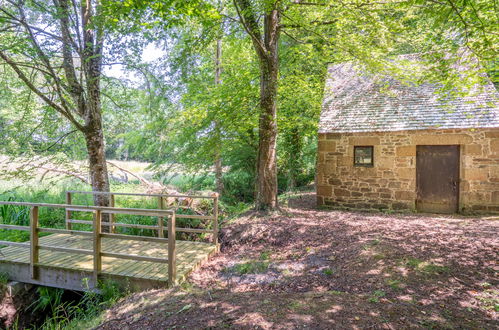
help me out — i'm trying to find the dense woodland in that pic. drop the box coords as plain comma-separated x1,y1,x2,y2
0,0,497,208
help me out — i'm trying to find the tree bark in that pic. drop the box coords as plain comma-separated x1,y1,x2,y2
234,0,280,210
85,128,110,208
255,10,280,210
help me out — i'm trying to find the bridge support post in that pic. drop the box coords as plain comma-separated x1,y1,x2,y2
168,212,176,286
93,210,102,287
110,194,116,233
158,196,164,238
213,194,219,248
30,206,39,279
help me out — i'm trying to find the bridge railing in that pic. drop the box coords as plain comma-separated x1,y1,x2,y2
65,190,219,246
0,201,177,286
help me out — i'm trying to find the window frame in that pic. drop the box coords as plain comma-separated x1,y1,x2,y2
353,146,374,167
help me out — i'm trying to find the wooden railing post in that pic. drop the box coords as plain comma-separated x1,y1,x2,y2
30,206,39,279
65,192,72,230
93,210,102,286
168,212,176,286
157,196,164,238
110,194,116,233
213,193,219,248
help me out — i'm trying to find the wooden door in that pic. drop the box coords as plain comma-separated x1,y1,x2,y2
416,145,460,213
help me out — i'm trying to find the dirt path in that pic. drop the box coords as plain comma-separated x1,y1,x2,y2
98,193,498,329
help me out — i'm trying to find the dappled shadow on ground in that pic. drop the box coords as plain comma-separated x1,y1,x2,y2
98,193,498,329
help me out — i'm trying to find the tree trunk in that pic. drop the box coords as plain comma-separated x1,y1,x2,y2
85,126,110,232
255,10,280,210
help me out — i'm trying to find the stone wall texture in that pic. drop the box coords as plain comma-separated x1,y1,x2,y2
316,128,499,214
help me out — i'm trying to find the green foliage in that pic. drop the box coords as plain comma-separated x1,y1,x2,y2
0,272,9,286
227,260,269,275
37,280,126,330
368,290,386,303
322,268,334,276
32,287,64,313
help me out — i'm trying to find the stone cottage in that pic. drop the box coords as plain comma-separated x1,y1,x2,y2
316,56,499,214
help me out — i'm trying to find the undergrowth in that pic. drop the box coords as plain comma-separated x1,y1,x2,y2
33,280,125,330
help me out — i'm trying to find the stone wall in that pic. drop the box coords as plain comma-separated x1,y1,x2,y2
316,128,499,213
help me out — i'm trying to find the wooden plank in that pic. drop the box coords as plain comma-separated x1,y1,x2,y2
38,245,93,255
101,252,168,264
100,233,168,243
0,232,217,287
66,190,217,199
68,219,160,230
0,241,29,248
176,228,214,234
0,224,30,231
30,206,39,279
67,207,173,217
175,214,215,220
0,202,173,217
37,228,93,236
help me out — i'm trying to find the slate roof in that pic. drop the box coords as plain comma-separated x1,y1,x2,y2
319,56,499,133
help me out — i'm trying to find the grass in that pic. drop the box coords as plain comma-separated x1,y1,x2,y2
227,260,270,275
322,268,334,276
404,257,450,275
368,290,386,303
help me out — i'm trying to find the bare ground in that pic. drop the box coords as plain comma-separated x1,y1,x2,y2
98,193,498,329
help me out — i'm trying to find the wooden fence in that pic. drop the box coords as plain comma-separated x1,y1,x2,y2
65,190,219,245
0,201,178,286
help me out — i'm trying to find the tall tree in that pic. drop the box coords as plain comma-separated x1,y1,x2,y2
234,0,280,210
0,0,110,207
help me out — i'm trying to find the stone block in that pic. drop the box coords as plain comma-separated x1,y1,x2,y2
411,134,473,145
396,146,416,157
338,156,353,166
492,191,499,204
465,144,482,156
324,161,337,175
464,168,487,181
388,181,401,189
348,136,380,145
396,168,414,180
377,157,394,169
392,202,410,210
334,188,351,197
318,140,336,152
395,190,415,201
317,185,332,196
325,133,342,140
484,130,499,139
491,139,499,154
328,178,342,185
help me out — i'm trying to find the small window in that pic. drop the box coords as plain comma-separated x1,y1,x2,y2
354,146,374,166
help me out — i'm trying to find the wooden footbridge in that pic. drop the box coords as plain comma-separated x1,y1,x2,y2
0,191,219,291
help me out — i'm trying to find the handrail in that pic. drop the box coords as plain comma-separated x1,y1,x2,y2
66,190,220,247
0,201,177,287
67,190,218,199
0,201,174,216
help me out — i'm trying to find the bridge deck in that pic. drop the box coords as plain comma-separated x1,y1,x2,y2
0,233,217,290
